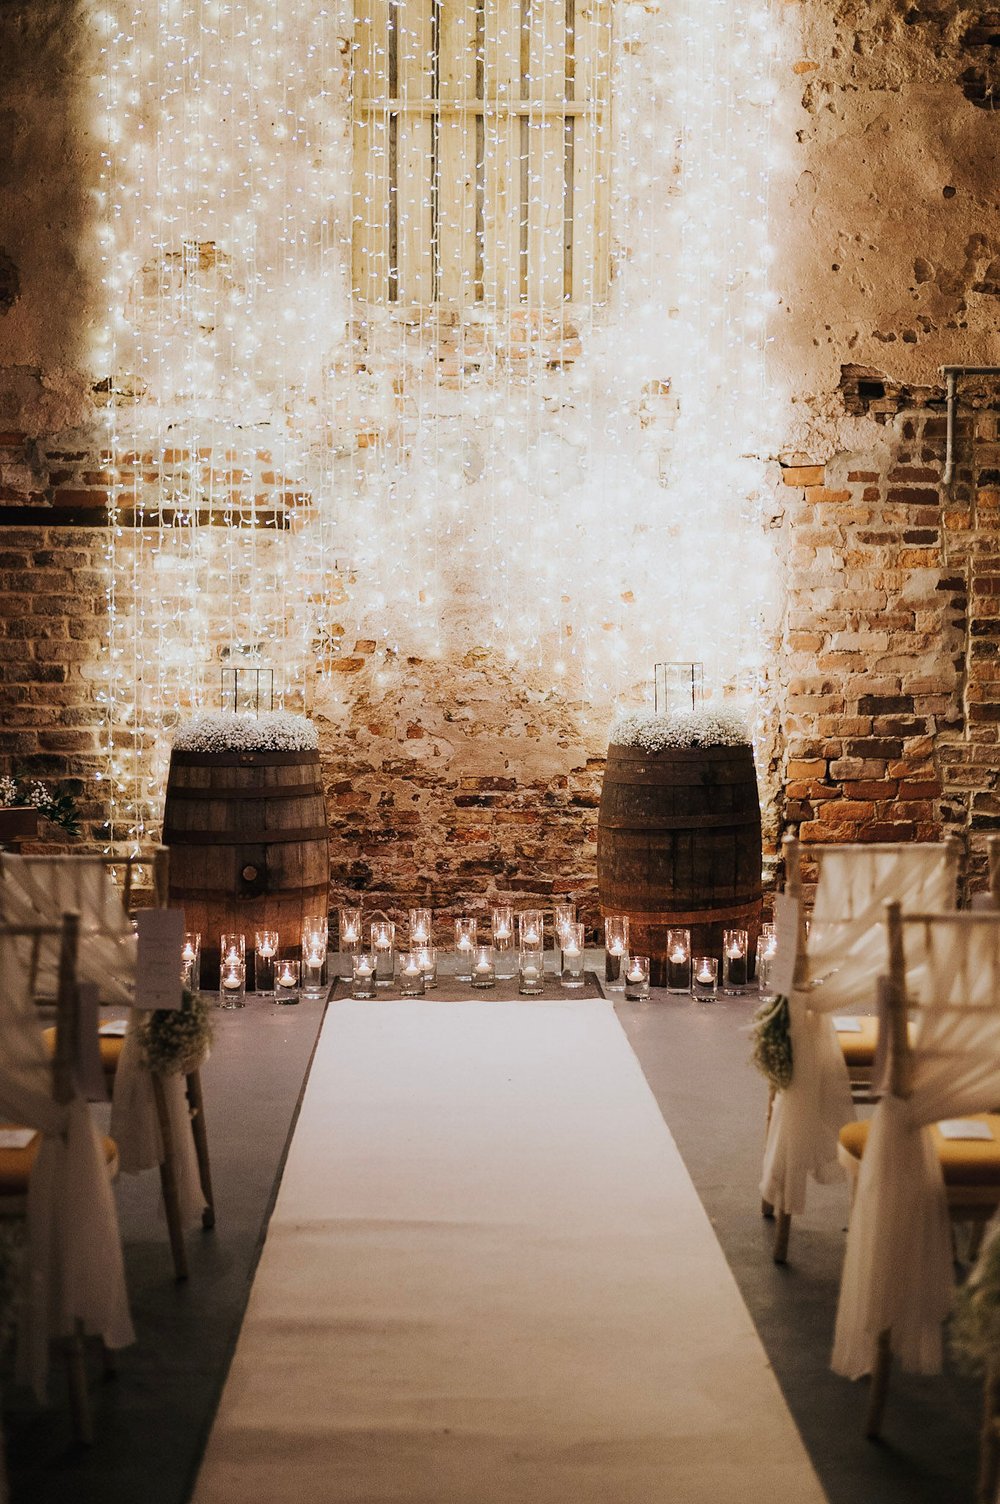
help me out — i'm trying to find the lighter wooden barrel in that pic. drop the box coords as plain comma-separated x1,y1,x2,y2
597,741,763,987
162,748,329,985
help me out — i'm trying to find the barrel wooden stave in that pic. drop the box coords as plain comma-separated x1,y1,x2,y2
162,748,330,986
597,742,763,987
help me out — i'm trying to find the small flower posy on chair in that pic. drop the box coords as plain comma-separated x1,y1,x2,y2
0,774,81,836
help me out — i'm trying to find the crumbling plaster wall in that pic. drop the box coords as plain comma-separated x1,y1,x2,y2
1,0,999,913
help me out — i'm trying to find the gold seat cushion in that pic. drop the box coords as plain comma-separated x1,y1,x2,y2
839,1113,1000,1186
0,1128,119,1195
836,1017,917,1070
41,1024,123,1076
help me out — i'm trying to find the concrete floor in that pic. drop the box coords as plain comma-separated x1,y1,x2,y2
2,975,982,1503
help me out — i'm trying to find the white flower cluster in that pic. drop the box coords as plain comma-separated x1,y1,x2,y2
172,711,319,753
0,776,17,805
610,707,750,750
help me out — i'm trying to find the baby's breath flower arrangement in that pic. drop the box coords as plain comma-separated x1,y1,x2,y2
136,989,213,1076
951,1224,1000,1374
173,710,318,754
0,773,80,836
610,707,750,751
750,993,793,1091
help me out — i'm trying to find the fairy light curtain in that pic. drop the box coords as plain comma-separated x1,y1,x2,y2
97,0,782,849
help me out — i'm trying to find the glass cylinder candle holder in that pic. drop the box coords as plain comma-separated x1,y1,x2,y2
370,920,396,985
691,955,719,1001
560,921,586,989
274,956,300,1005
604,916,630,991
219,935,246,1008
351,951,377,1000
492,904,516,979
454,917,477,981
409,907,432,948
301,927,329,995
665,928,691,994
624,954,651,1002
723,929,750,993
518,950,545,996
415,945,437,989
518,910,544,954
254,930,279,994
756,922,778,993
399,951,426,997
554,901,576,945
181,932,201,993
470,943,496,989
339,906,362,979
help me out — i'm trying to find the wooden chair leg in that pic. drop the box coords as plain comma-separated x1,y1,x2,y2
865,1328,892,1439
185,1069,216,1231
151,1073,189,1281
978,1362,1000,1504
773,1210,791,1263
65,1320,93,1446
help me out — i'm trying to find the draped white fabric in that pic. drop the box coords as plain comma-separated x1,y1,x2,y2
0,934,134,1401
0,857,203,1227
0,857,136,1006
760,844,957,1217
832,917,1000,1379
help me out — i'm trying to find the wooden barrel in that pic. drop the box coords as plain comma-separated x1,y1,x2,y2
162,748,329,986
597,741,762,988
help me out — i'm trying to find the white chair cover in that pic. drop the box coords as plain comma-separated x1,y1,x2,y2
760,844,958,1217
0,857,203,1228
0,932,134,1401
0,856,136,1006
833,916,1000,1379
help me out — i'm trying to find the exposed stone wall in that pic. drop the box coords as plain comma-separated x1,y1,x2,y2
2,0,1000,920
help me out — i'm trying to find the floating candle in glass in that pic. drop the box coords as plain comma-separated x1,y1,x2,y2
274,956,300,1005
219,935,246,1008
603,916,629,990
415,945,437,989
399,951,426,997
351,951,377,999
518,910,544,953
454,917,477,981
339,906,362,978
370,919,395,985
756,922,778,993
624,955,650,1001
665,928,691,994
470,943,496,989
409,908,432,947
181,932,201,992
723,929,749,993
254,930,279,994
691,956,718,1001
492,904,515,979
560,921,586,989
518,950,545,996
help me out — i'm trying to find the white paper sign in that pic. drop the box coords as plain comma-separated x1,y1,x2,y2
99,1020,129,1037
769,891,800,997
0,1128,36,1150
135,909,185,1011
832,1016,863,1033
937,1119,994,1141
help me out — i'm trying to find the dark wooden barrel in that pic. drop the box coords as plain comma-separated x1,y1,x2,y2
597,740,762,987
162,748,329,986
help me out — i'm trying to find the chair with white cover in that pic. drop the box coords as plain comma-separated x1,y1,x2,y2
760,836,960,1263
0,850,211,1280
0,911,134,1444
832,905,1000,1443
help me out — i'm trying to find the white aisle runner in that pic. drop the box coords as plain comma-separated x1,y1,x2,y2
193,998,827,1504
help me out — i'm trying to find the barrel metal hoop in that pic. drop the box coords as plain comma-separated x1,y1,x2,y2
163,827,330,845
614,899,762,923
169,749,321,768
598,812,760,831
164,783,324,801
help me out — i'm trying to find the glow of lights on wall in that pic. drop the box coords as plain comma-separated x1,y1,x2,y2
95,0,783,849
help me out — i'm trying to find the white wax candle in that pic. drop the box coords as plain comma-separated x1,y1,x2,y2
627,965,644,982
356,960,374,978
726,945,743,960
475,959,492,973
278,965,296,986
343,925,359,944
670,948,686,964
523,928,539,945
403,961,421,976
696,966,714,985
222,968,242,990
607,940,624,956
457,936,473,951
494,925,512,941
563,944,581,958
258,941,276,959
182,942,196,962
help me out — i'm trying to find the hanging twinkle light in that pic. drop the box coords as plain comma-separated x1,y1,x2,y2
96,0,785,850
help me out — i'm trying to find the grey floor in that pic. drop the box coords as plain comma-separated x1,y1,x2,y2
2,975,982,1503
